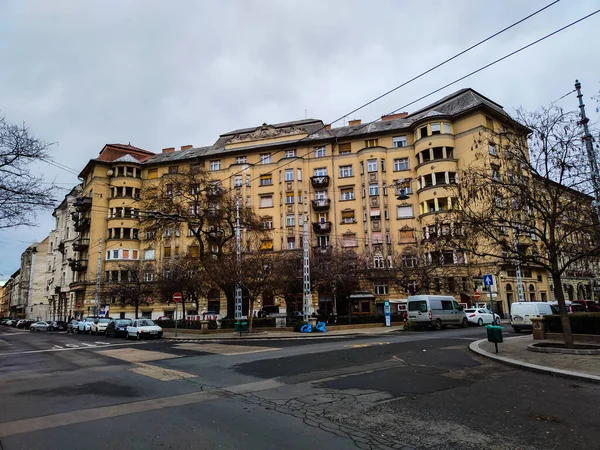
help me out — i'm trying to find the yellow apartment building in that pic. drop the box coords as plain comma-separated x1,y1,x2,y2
71,88,558,319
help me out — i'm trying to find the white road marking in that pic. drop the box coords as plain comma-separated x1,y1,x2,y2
0,341,150,357
96,348,181,363
129,363,197,381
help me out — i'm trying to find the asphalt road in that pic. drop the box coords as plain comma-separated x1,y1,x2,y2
0,325,599,450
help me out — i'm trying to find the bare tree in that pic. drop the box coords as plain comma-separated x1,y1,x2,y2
451,107,600,348
103,260,156,319
0,116,57,228
140,166,262,318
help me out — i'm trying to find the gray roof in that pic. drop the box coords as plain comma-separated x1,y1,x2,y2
113,154,142,164
143,146,212,164
220,118,324,137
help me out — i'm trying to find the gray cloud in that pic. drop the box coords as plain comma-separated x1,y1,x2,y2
0,0,599,276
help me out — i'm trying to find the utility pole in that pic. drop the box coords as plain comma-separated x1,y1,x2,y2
513,235,525,302
94,238,102,316
574,80,600,221
303,190,311,322
235,197,243,326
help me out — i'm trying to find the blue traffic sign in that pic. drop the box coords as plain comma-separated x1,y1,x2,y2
483,274,494,287
383,301,391,327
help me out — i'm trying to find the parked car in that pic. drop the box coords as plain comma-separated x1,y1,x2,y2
407,295,468,330
464,308,501,326
48,321,67,331
15,319,28,329
4,319,15,326
126,319,163,340
257,305,281,318
77,317,97,334
30,321,50,331
510,302,554,333
90,317,112,335
67,319,79,333
549,301,587,313
105,318,132,338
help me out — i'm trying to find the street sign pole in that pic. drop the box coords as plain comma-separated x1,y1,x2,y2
173,292,182,338
483,274,495,321
174,302,178,338
384,300,391,327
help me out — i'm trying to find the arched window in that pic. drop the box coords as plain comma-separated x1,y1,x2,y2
505,283,513,304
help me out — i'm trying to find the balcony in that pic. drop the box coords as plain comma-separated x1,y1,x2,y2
73,238,90,252
74,218,90,232
312,221,332,233
69,281,87,291
69,259,88,272
54,286,61,294
74,196,92,212
311,198,331,211
310,175,330,189
57,242,65,254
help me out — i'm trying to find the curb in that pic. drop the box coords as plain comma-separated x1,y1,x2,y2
469,337,600,384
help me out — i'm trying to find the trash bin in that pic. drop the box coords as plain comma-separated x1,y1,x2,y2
234,321,249,333
486,324,504,343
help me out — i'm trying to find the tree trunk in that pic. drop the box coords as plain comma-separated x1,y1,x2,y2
248,298,255,332
551,271,574,348
135,303,139,319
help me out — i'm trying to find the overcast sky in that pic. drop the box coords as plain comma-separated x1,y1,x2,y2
0,0,599,277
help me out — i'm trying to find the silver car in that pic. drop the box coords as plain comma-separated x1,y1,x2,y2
29,321,50,331
407,295,468,330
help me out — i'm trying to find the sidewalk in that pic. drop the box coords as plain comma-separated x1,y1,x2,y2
163,324,404,341
470,335,600,383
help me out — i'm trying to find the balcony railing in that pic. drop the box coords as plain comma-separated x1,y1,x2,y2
312,221,332,233
310,175,330,188
69,259,88,271
311,198,331,211
74,218,90,232
73,238,90,251
74,196,92,212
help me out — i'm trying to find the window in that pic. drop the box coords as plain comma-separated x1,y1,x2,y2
189,184,200,195
374,254,385,268
340,188,354,201
147,168,158,179
143,272,154,282
190,163,202,174
314,146,326,158
285,169,294,181
381,159,385,172
443,123,452,134
260,153,271,164
369,184,379,196
286,237,296,249
489,144,497,156
285,149,296,158
486,116,494,129
365,139,378,148
297,169,302,181
491,166,500,181
233,175,243,187
168,166,178,174
431,123,441,135
393,158,409,171
236,156,247,164
259,195,273,208
339,143,351,154
317,235,330,247
374,282,389,295
143,249,155,261
339,165,353,178
286,214,295,227
401,254,418,268
419,126,428,139
314,190,327,200
314,167,327,177
393,136,407,148
341,210,355,223
259,174,272,186
397,206,413,218
286,193,294,204
397,229,414,244
209,160,220,171
342,233,357,247
367,159,377,172
262,217,273,229
165,184,173,197
164,247,172,258
145,231,155,240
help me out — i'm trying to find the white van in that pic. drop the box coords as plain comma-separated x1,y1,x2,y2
407,295,468,330
510,302,554,333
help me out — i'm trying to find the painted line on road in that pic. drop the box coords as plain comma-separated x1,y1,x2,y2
0,379,284,438
0,341,150,357
343,341,390,349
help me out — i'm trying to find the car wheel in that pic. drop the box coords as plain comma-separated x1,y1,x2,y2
495,317,501,325
461,318,469,328
136,332,141,340
29,327,34,331
477,318,483,326
434,319,442,331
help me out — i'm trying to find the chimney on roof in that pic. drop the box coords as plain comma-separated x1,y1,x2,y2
348,119,361,126
181,145,193,151
162,147,175,153
324,124,331,130
381,112,408,121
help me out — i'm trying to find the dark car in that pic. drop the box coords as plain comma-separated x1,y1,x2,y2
67,319,79,333
258,305,281,318
48,321,67,331
105,318,133,338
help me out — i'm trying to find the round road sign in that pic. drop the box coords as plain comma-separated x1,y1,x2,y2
473,291,481,300
173,292,183,303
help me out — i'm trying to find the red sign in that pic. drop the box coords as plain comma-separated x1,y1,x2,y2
473,291,481,300
173,292,183,303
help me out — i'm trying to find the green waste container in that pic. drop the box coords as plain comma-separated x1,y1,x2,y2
234,321,248,332
486,324,504,343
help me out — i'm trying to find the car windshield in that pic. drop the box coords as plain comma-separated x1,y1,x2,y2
99,318,111,323
571,304,586,312
138,319,155,326
116,320,131,325
408,301,428,313
85,318,95,322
